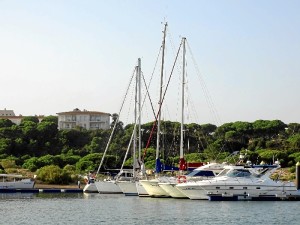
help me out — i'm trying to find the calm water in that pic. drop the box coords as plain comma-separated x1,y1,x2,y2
0,193,300,225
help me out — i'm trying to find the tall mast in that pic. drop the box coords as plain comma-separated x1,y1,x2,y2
155,22,167,174
138,58,142,164
133,62,138,177
179,37,187,172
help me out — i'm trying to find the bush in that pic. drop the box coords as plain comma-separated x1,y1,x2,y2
5,168,18,173
75,160,94,172
0,159,17,169
38,154,56,167
37,165,72,184
63,164,76,174
22,157,40,172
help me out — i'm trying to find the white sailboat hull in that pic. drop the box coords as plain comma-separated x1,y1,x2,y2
159,182,187,198
83,183,98,193
136,181,149,197
95,180,122,194
117,181,138,196
139,179,170,197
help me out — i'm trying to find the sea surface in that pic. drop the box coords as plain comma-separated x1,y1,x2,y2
0,193,300,225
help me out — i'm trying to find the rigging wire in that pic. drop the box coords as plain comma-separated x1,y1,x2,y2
124,73,136,125
186,40,222,126
184,40,230,162
142,39,184,161
118,53,164,168
96,66,136,175
141,71,156,120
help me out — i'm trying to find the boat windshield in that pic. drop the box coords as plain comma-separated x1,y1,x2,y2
186,170,215,177
226,169,251,178
217,169,230,177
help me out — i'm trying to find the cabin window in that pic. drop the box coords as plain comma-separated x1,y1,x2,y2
187,170,215,177
227,169,251,178
256,187,261,189
216,187,220,189
243,187,247,189
229,187,234,189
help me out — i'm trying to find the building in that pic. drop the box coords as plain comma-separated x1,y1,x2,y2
57,108,111,130
0,108,44,125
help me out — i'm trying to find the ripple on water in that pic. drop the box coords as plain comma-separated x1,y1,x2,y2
0,193,300,225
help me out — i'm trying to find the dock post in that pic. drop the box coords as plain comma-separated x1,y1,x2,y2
296,162,300,190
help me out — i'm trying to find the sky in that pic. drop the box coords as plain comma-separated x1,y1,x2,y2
1,0,300,126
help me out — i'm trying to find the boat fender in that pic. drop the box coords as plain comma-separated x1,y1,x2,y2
177,175,186,183
296,162,300,190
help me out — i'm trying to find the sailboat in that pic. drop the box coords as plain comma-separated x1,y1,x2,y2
157,38,225,198
138,22,171,197
117,58,144,196
157,37,193,199
82,173,97,193
142,36,188,198
92,67,139,194
83,113,123,194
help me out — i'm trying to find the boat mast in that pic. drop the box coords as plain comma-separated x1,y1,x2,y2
138,58,142,165
179,37,187,173
133,61,138,178
155,22,167,175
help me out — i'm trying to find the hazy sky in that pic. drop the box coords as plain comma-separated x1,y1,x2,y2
1,0,300,125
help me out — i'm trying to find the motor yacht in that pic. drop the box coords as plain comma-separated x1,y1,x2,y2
158,163,225,198
176,164,300,200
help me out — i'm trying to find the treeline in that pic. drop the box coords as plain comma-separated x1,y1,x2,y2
1,116,300,178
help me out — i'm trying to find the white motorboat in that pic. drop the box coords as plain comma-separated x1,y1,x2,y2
0,174,35,189
176,164,300,200
159,163,225,198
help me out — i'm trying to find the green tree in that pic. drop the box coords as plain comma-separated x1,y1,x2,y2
286,123,300,135
38,154,56,167
41,116,58,125
110,113,124,133
0,119,15,128
58,129,91,150
287,134,300,152
252,120,286,138
22,157,40,171
0,138,13,155
21,116,39,124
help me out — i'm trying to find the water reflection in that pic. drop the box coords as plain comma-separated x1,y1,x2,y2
0,193,35,199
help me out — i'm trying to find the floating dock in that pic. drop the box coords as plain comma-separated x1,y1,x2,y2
208,194,300,201
0,188,83,193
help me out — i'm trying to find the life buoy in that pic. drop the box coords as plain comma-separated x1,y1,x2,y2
177,175,186,183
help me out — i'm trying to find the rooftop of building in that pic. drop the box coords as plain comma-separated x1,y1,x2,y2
57,108,111,116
